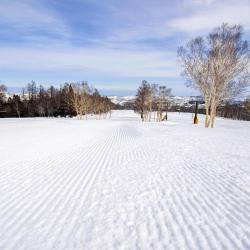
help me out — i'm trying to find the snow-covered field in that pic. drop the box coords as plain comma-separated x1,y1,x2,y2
0,111,250,250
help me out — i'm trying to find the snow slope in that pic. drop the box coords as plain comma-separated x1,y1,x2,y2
0,111,250,250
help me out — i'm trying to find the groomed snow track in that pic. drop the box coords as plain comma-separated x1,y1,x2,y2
0,111,250,249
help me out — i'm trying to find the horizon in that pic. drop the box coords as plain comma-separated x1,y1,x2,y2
1,0,250,96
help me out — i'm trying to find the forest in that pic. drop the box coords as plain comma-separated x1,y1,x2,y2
0,81,113,118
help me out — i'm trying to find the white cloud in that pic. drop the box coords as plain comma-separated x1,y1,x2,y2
0,46,179,78
192,0,216,5
0,0,69,37
80,0,250,47
168,0,250,34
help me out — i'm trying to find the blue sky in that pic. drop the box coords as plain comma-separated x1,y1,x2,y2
0,0,250,96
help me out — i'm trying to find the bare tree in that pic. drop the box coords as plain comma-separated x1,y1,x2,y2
80,82,91,119
0,84,7,102
178,38,212,127
146,84,157,121
155,86,172,121
68,83,82,119
12,95,21,118
135,81,171,122
67,82,112,119
245,97,250,113
178,24,250,128
0,84,7,115
208,24,250,127
134,80,152,121
27,81,37,100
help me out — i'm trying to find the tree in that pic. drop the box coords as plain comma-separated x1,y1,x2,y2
0,84,7,116
0,81,112,118
80,81,91,119
134,81,171,122
12,95,22,118
27,81,37,101
0,84,7,102
178,37,212,127
26,81,38,116
155,85,172,121
37,85,46,117
68,83,82,118
46,86,57,117
134,80,152,121
245,97,250,113
178,24,250,128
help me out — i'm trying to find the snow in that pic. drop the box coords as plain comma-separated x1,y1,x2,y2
0,111,250,250
107,95,205,106
108,96,135,105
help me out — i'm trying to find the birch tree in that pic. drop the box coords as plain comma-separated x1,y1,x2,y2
156,86,172,121
134,80,151,121
178,38,213,127
178,24,250,128
208,24,250,127
69,83,82,118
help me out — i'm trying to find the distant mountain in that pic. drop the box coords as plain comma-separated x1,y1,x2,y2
108,96,135,105
108,95,205,106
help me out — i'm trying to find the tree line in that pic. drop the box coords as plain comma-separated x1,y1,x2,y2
169,99,250,121
0,81,113,118
132,80,250,122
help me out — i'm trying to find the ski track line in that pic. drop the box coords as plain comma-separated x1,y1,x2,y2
0,139,101,231
0,125,129,248
1,155,88,248
0,151,80,215
165,136,248,237
166,161,247,249
181,159,250,225
0,131,113,249
0,128,105,188
1,117,250,250
76,125,142,249
58,129,122,249
106,124,250,250
48,128,120,249
134,150,199,250
0,139,101,209
72,126,129,249
154,150,249,249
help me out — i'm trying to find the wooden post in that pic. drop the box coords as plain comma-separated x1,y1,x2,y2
194,101,199,124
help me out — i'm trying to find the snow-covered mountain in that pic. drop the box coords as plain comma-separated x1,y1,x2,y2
108,96,135,105
108,95,204,106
